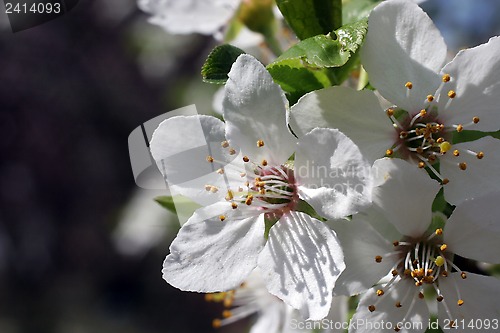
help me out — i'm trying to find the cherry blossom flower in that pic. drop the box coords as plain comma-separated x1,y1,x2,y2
138,0,240,36
288,0,500,205
150,54,372,319
333,158,500,333
207,268,349,333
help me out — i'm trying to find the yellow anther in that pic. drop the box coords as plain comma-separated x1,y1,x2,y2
392,269,399,276
219,215,226,222
416,147,424,154
473,116,480,124
205,185,212,192
447,90,456,98
223,298,233,307
418,162,426,169
435,256,445,267
415,281,423,286
436,295,444,302
419,109,427,117
376,289,384,296
436,137,445,144
212,319,222,328
231,202,238,209
229,148,236,155
457,299,464,306
456,124,464,132
477,152,484,159
436,228,443,235
245,196,253,206
442,271,449,277
375,255,383,263
395,301,402,308
257,140,264,148
459,162,467,170
461,272,467,279
393,241,399,246
368,305,376,312
205,294,214,302
440,244,448,251
225,190,234,201
404,269,411,276
256,181,265,188
399,131,408,139
210,186,219,193
386,108,394,117
418,292,425,299
206,155,214,163
427,95,434,102
243,156,249,162
423,276,434,283
386,149,394,156
261,159,268,166
405,81,413,89
442,178,449,185
442,74,451,82
222,310,232,318
221,141,229,148
259,188,266,195
453,150,460,157
440,141,452,153
244,181,249,187
217,168,224,174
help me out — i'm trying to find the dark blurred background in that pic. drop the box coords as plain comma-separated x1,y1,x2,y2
0,0,499,332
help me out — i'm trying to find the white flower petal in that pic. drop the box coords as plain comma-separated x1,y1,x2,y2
439,37,500,132
295,128,373,219
150,115,241,205
289,86,394,163
224,54,296,165
361,0,446,112
139,0,239,35
162,203,265,292
438,273,500,331
351,279,429,333
323,295,349,333
440,136,500,205
258,211,345,320
444,192,500,264
333,217,396,297
372,158,440,237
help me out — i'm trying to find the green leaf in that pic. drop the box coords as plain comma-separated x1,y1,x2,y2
276,0,342,40
342,0,382,24
201,44,246,84
154,195,201,216
267,19,366,103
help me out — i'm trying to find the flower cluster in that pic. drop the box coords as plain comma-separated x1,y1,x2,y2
146,0,500,331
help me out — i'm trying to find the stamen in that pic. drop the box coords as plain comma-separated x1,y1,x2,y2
256,140,264,148
217,168,224,174
447,90,456,98
229,148,236,155
206,155,214,163
261,159,268,166
242,156,249,162
221,141,229,148
375,255,383,263
219,215,226,221
442,74,451,82
427,95,434,102
405,82,413,89
458,162,467,171
212,319,222,328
